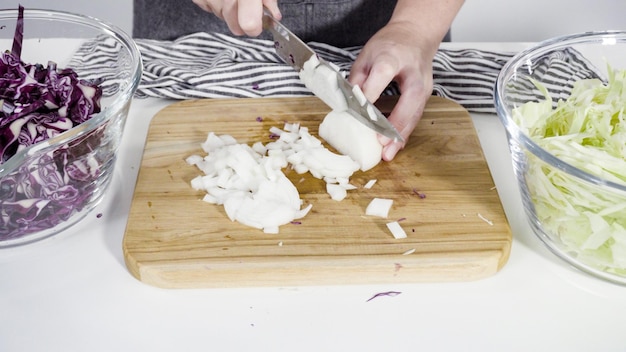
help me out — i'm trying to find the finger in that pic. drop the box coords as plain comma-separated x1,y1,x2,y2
351,53,392,102
348,55,369,88
192,0,212,13
263,0,282,20
237,0,264,36
221,0,244,35
358,55,398,103
380,140,403,162
379,90,426,161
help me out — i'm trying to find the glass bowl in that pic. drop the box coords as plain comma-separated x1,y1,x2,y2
0,8,142,247
495,31,626,285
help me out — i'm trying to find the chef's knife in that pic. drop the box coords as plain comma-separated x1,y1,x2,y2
262,10,404,142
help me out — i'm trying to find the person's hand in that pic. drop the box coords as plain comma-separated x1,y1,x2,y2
348,22,437,162
349,0,463,161
192,0,281,36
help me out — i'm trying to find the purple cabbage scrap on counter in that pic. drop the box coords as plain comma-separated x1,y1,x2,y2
0,6,104,240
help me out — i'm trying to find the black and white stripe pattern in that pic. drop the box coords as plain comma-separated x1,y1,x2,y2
69,32,601,114
501,48,602,109
432,48,516,112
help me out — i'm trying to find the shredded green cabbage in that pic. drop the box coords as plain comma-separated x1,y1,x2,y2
513,66,626,275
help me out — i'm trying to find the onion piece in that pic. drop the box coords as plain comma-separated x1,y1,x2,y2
326,183,348,201
477,213,494,226
340,183,357,191
365,198,393,218
352,84,368,106
189,132,312,233
402,248,416,255
363,179,377,189
318,110,382,171
386,221,407,239
366,104,378,121
200,132,238,153
270,121,360,180
185,154,203,165
299,56,348,111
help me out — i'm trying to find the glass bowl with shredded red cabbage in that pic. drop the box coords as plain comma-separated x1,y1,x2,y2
0,8,141,247
495,31,626,285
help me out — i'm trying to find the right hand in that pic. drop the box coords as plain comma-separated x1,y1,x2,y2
192,0,281,36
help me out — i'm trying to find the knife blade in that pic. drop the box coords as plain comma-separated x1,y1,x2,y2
262,10,404,142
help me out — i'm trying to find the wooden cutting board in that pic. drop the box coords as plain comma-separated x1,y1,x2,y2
123,96,511,288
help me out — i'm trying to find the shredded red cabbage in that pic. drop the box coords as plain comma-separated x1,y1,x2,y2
10,6,23,58
0,5,104,241
412,188,426,199
366,291,402,302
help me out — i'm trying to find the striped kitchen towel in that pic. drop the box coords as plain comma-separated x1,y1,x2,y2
69,32,601,114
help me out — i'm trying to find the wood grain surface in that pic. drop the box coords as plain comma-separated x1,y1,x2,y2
123,96,512,288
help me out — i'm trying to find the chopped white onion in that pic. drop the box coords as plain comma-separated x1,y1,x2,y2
202,193,218,204
363,179,377,189
340,183,358,191
402,248,416,255
352,84,368,106
366,198,393,218
293,163,309,174
386,221,407,239
190,132,312,233
477,213,494,226
366,104,378,121
299,56,348,111
185,154,203,165
190,119,374,232
268,126,284,136
251,141,267,155
327,61,341,72
326,183,348,201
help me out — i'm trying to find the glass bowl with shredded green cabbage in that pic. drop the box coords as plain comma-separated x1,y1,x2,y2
495,31,626,285
0,8,142,247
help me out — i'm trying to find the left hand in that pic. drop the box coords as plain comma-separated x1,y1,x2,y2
348,22,435,161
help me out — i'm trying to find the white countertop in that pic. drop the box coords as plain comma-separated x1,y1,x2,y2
2,43,626,352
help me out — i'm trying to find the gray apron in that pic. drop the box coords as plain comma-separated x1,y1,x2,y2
133,0,435,47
